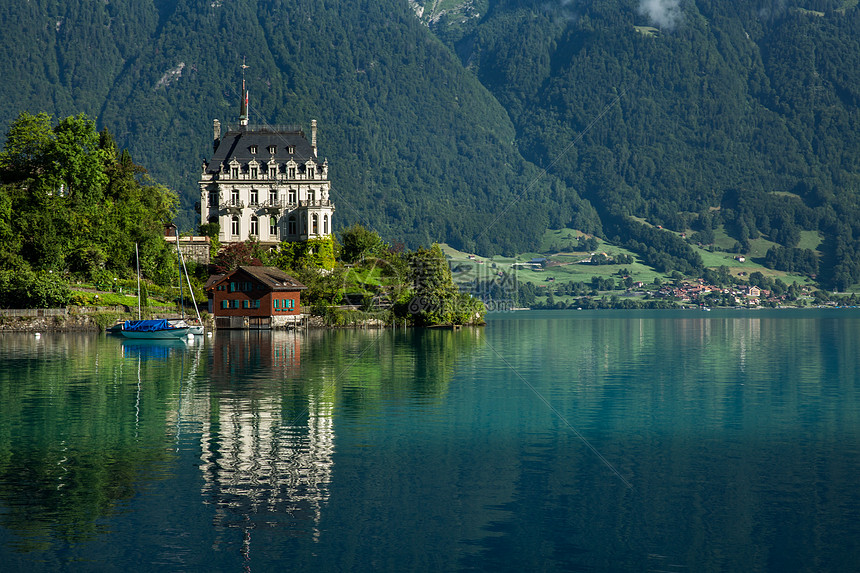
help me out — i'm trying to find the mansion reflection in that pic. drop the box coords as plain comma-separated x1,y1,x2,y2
195,331,333,539
0,327,480,553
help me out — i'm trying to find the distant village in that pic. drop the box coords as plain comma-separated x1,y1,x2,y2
650,280,814,308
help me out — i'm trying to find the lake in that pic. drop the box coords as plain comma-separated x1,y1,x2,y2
1,309,859,572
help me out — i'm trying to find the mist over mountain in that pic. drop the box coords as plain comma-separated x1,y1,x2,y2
2,0,860,286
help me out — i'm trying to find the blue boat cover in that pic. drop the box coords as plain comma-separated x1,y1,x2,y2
123,319,173,332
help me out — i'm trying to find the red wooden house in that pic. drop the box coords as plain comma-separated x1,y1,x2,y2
205,266,307,329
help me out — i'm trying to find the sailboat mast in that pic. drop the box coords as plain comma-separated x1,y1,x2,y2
135,242,141,320
176,239,185,320
178,242,203,324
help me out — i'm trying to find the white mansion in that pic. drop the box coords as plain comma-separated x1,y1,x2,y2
198,90,334,246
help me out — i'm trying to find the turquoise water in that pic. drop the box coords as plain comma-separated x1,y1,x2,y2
1,310,859,571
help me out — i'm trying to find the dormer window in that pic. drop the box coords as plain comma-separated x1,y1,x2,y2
269,166,277,179
287,146,295,154
250,167,258,178
250,145,257,154
308,167,315,179
231,167,239,179
268,145,276,154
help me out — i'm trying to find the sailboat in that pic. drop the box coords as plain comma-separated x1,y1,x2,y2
117,243,194,339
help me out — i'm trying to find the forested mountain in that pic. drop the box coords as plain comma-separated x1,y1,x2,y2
0,0,596,257
421,0,860,287
1,0,860,287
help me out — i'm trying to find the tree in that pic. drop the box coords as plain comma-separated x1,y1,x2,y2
401,244,484,325
340,224,386,264
213,241,264,273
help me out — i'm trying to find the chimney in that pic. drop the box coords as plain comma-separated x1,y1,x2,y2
311,119,318,156
213,119,221,152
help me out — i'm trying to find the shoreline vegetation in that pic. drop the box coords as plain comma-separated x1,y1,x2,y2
1,112,854,332
0,113,485,330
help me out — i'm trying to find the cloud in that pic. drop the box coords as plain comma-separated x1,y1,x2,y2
637,0,683,30
542,0,588,22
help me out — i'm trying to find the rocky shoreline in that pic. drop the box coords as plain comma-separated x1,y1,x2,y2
0,313,102,332
0,311,383,332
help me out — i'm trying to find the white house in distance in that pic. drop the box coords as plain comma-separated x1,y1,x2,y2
198,79,335,247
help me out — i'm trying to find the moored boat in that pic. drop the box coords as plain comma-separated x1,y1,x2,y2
119,319,191,339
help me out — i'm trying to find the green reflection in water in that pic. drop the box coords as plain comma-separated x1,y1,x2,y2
0,334,194,551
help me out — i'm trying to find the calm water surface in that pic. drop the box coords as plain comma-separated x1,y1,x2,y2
1,310,859,572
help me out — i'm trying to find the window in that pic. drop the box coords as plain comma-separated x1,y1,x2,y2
268,145,276,154
312,214,319,235
250,145,257,154
288,215,296,235
269,190,278,205
288,167,296,178
288,189,296,204
221,300,229,309
269,166,277,179
324,214,329,235
209,191,218,207
269,216,278,238
308,189,316,203
243,300,249,309
308,167,315,179
288,146,295,154
231,189,240,205
231,216,239,237
250,216,258,236
250,189,258,205
250,167,258,179
231,167,238,179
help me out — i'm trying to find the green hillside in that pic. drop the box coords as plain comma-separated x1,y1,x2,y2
433,0,860,288
0,0,596,256
2,0,860,289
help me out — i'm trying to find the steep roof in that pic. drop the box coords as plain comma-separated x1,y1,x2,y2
206,126,319,174
203,274,225,290
239,266,306,290
206,266,306,292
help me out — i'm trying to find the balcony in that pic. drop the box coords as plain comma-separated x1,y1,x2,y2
261,198,286,214
220,200,245,215
298,199,334,208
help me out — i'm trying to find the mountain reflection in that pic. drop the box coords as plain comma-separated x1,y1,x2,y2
0,333,191,551
0,327,483,557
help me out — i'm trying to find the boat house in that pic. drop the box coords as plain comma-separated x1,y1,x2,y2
205,266,306,329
